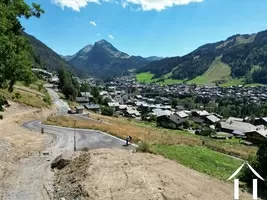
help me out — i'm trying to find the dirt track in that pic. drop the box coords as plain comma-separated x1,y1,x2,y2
54,149,252,200
0,102,55,199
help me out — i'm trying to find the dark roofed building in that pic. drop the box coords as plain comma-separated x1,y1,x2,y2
76,97,90,104
84,104,100,112
157,114,185,129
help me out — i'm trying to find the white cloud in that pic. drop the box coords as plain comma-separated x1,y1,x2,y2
108,34,114,39
122,0,203,11
51,0,203,11
51,0,100,11
90,21,97,27
96,33,101,36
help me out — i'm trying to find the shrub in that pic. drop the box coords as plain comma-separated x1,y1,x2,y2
136,141,151,153
43,94,51,105
101,106,114,116
0,115,3,120
197,128,216,136
37,83,44,91
15,92,22,99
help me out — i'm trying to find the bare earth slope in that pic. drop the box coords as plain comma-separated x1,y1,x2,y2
54,149,251,200
0,102,55,199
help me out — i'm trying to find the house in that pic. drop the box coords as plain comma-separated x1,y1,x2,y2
76,97,90,104
191,110,210,124
75,105,84,114
175,111,189,119
246,129,267,144
157,114,185,129
255,117,267,126
192,110,210,117
152,109,172,117
124,106,141,118
84,104,100,112
221,121,256,138
205,115,220,124
80,92,94,98
226,117,244,123
107,102,120,108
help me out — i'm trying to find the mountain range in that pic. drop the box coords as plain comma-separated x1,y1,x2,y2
138,30,267,85
64,40,151,79
24,29,267,85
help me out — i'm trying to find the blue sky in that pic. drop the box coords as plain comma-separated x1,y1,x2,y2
21,0,267,57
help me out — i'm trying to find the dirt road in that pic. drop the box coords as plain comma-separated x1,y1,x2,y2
54,148,252,200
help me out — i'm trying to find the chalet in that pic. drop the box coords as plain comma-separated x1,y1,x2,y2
80,92,94,98
76,97,90,104
255,117,267,126
245,129,267,144
152,109,172,117
75,105,84,114
191,110,210,124
175,111,189,119
221,121,256,138
226,117,244,123
205,115,220,124
124,107,141,118
107,102,120,110
157,114,185,129
84,104,100,112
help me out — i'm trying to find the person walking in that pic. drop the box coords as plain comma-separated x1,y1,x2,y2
125,136,132,146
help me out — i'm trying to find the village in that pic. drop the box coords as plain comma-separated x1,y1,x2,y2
48,74,267,146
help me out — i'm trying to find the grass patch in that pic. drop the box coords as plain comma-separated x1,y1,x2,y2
136,72,155,83
0,87,50,108
220,78,245,87
188,57,231,85
151,144,243,180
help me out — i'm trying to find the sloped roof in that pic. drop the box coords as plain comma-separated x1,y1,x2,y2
206,115,220,123
221,121,256,133
176,111,189,118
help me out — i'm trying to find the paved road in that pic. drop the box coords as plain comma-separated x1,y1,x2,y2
23,120,135,151
46,88,70,115
24,88,135,151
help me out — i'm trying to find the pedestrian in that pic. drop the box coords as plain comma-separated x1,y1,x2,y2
125,136,132,146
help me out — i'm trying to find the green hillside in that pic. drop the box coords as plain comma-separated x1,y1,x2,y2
138,30,267,85
187,57,231,85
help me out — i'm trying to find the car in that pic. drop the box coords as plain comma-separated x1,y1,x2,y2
68,110,76,114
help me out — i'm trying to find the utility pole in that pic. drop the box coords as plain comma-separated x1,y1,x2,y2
74,120,77,151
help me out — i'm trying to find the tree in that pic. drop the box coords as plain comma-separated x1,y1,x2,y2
171,98,178,108
62,82,77,101
0,0,44,92
80,82,90,92
101,106,114,116
241,141,267,197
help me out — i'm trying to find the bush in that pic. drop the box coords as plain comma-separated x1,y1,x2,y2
101,106,114,116
15,92,22,99
197,128,216,136
43,94,51,105
0,115,3,120
37,83,44,91
136,141,151,153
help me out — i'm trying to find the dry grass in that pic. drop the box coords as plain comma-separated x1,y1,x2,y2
0,88,49,108
45,114,257,159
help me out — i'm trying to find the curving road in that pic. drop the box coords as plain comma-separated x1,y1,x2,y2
23,120,135,151
24,87,135,151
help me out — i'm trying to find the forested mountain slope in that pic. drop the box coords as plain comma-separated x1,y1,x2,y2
138,30,267,84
